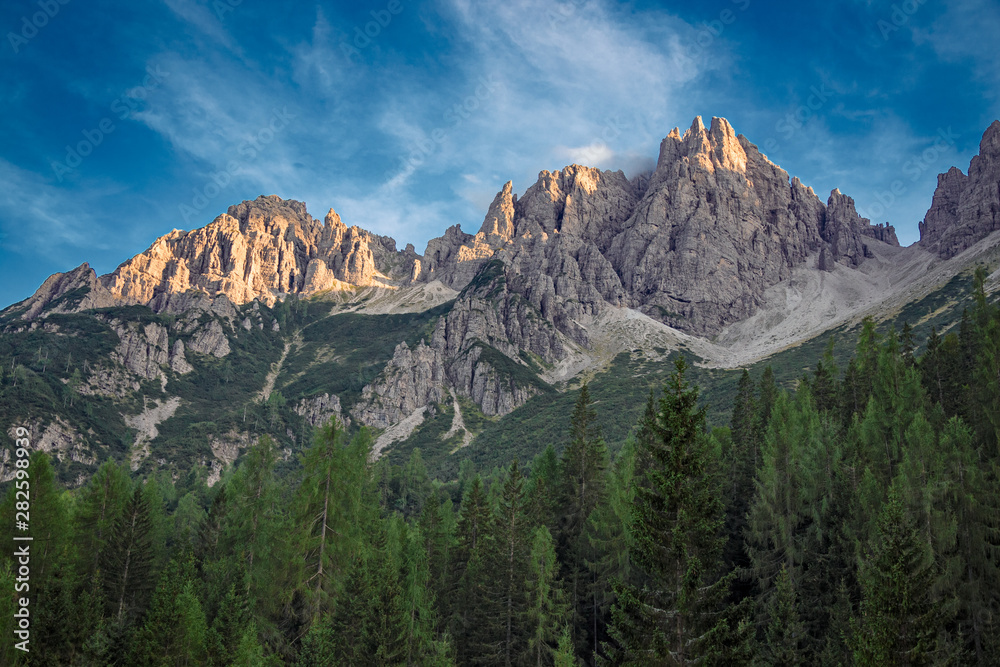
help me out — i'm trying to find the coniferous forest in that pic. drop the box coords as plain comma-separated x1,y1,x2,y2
1,269,999,666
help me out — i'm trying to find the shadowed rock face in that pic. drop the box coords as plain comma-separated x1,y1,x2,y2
428,116,895,337
919,121,1000,259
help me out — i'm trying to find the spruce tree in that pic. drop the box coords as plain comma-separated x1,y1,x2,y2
763,564,805,666
525,525,568,666
102,484,155,624
451,475,495,664
605,357,731,664
851,486,941,665
73,459,130,589
490,460,532,666
557,382,609,655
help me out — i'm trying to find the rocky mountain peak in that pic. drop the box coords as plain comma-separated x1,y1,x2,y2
17,262,118,320
919,120,1000,258
97,195,416,310
477,180,516,244
656,115,748,178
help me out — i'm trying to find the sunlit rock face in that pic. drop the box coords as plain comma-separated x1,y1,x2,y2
101,195,417,309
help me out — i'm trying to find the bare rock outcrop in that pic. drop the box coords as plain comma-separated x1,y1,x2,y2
919,120,1000,259
351,341,447,428
101,195,418,309
418,181,518,289
17,263,117,320
294,393,349,429
186,320,231,358
110,321,171,381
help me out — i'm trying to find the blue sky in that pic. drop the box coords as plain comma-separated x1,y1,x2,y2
1,0,998,308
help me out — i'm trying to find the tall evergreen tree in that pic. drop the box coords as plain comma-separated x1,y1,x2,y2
294,418,373,627
851,486,942,666
525,525,568,666
557,382,609,655
605,357,731,664
763,564,806,666
73,459,131,589
490,460,532,666
225,434,285,624
451,475,495,665
102,484,155,625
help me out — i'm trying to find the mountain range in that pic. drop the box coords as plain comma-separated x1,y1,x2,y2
2,116,999,485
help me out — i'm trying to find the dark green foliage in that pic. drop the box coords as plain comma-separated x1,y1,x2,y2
763,564,805,666
103,485,155,624
605,357,732,664
557,383,609,655
851,486,943,666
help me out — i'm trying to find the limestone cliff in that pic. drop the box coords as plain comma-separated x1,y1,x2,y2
101,195,417,309
919,121,1000,258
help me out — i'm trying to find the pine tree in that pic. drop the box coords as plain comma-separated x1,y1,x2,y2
451,475,496,664
525,525,568,666
172,491,206,553
900,321,916,366
206,578,254,667
557,382,609,655
225,434,285,623
102,485,155,624
726,369,759,593
73,459,131,589
490,460,532,666
554,625,578,667
294,418,373,626
763,564,805,666
586,435,638,663
527,444,560,532
365,524,409,665
746,387,834,654
605,357,731,664
851,486,941,666
758,365,778,433
419,487,452,623
970,266,1000,453
818,579,852,667
400,518,441,665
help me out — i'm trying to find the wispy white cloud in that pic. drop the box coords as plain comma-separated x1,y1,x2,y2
0,158,116,259
378,0,709,199
163,0,242,53
912,0,1000,115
